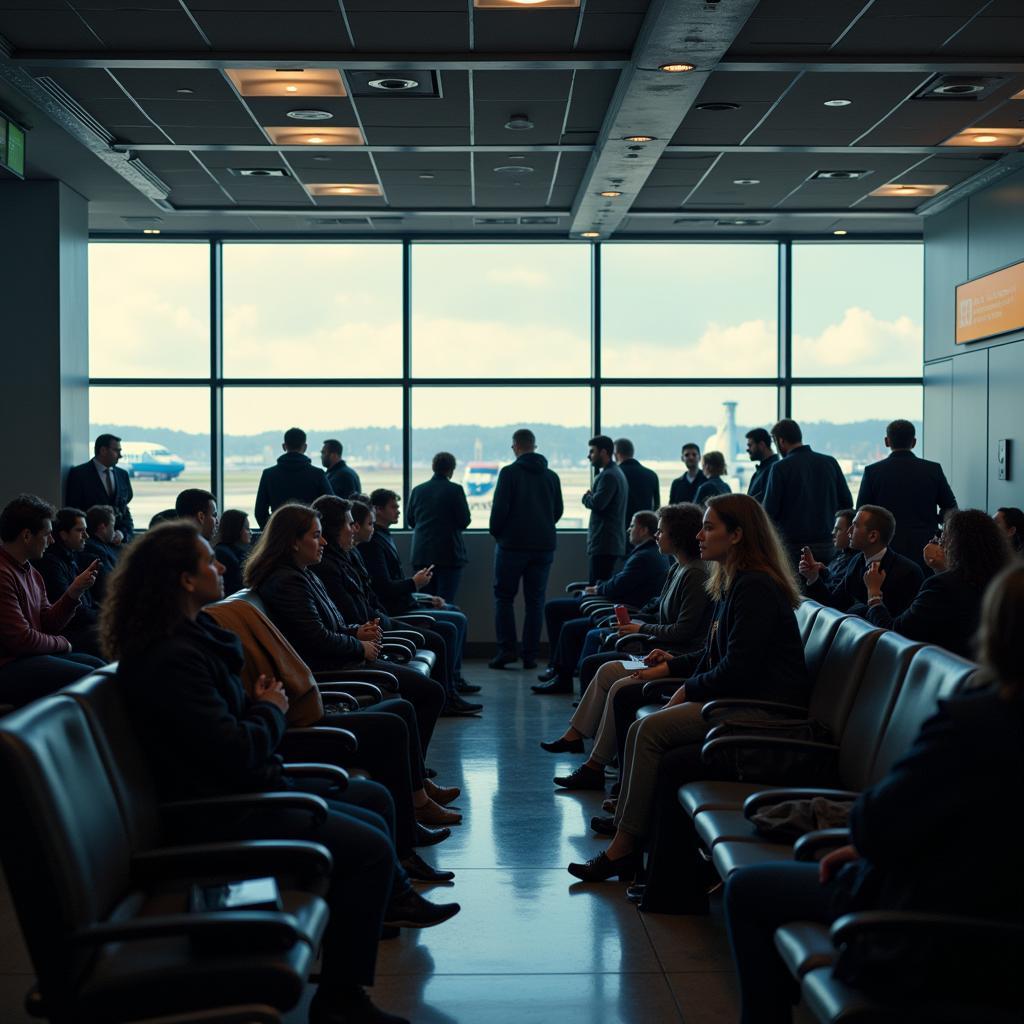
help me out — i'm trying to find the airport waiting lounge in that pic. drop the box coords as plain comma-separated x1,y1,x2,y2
1,2,1024,1022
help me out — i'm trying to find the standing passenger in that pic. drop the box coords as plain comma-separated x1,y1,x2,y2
254,427,332,528
614,438,661,533
321,438,362,498
744,429,778,504
693,452,731,505
582,435,628,583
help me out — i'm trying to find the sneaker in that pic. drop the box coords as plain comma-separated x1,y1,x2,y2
440,694,483,716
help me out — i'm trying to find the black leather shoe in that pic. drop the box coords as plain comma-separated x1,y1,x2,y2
553,764,605,791
413,822,451,847
402,851,455,883
531,678,573,695
488,653,518,669
590,814,616,836
567,850,640,883
383,888,461,928
440,694,483,716
310,985,409,1024
535,666,559,683
456,680,482,694
540,736,584,754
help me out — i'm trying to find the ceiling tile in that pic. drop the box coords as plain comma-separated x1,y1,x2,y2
77,11,208,48
475,101,567,145
190,11,352,49
575,12,645,51
0,12,103,48
164,124,270,145
726,1,872,55
346,12,468,51
473,10,578,51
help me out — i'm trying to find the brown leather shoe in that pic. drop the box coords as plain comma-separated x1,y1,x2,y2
423,778,461,806
415,799,463,826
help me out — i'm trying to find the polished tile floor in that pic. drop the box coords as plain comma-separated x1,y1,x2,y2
0,662,758,1023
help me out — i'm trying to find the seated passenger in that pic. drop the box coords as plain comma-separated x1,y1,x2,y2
104,520,459,1024
542,504,711,782
693,451,731,505
175,487,219,540
568,494,809,883
83,503,120,603
724,564,1024,1023
213,508,252,595
0,494,103,705
33,506,103,656
826,507,856,580
246,504,447,756
534,510,669,695
864,508,1011,658
993,505,1023,555
254,426,332,529
800,504,922,617
311,495,481,717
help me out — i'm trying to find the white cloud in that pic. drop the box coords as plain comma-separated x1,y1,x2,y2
794,306,921,376
482,267,552,289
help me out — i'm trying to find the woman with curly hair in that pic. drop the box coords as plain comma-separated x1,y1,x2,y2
864,507,1012,658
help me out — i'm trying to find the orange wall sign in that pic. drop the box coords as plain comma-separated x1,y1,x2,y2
956,259,1024,344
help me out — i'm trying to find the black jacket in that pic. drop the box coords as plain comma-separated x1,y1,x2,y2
635,560,713,651
807,547,923,618
325,460,362,499
256,563,363,670
407,474,471,568
33,542,97,629
358,526,418,616
747,453,779,504
856,450,957,565
618,458,661,526
669,470,707,505
489,452,564,551
694,476,731,506
593,538,670,608
214,542,249,597
763,445,853,547
311,543,387,627
82,536,119,604
864,567,984,659
583,461,628,556
64,461,134,539
119,614,287,801
254,452,332,528
666,570,809,706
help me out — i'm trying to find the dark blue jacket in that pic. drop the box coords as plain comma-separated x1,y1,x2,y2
359,526,418,616
82,536,119,604
763,445,853,548
325,459,362,499
669,469,706,505
254,451,332,528
618,458,661,526
694,476,731,506
34,542,97,630
666,570,809,705
856,450,957,565
807,547,923,617
407,474,471,568
489,452,564,551
747,453,779,504
593,538,670,608
64,461,134,539
583,461,628,556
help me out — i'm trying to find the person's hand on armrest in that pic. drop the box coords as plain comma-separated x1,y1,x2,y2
356,619,382,642
643,648,672,666
629,661,669,682
818,843,860,884
253,674,289,715
428,595,445,608
361,639,382,662
617,621,644,634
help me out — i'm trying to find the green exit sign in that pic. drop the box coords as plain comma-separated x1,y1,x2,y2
0,114,25,178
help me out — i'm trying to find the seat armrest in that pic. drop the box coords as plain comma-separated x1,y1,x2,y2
742,787,858,818
565,581,590,593
281,725,359,757
702,698,811,722
410,593,433,605
700,734,839,769
793,828,852,862
641,678,686,701
592,614,618,628
319,691,359,712
282,762,350,788
383,629,426,647
162,793,330,829
831,911,1024,947
313,669,398,693
316,681,383,704
76,911,306,952
393,614,436,627
614,633,655,652
379,643,411,664
131,840,333,885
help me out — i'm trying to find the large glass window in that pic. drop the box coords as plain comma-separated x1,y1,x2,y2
792,243,923,378
411,387,591,530
89,243,209,377
602,386,779,499
791,384,923,495
601,243,778,378
411,244,591,378
89,386,211,525
222,387,402,521
223,243,403,378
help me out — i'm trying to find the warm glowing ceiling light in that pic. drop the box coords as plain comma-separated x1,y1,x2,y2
943,127,1024,147
225,68,346,98
623,135,655,143
833,229,848,236
869,182,949,198
264,125,364,146
474,0,580,7
142,228,161,235
659,62,695,73
823,98,852,107
599,190,622,197
307,182,383,197
581,231,600,238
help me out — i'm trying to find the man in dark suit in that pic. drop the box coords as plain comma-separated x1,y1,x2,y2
800,504,923,617
254,427,332,528
763,419,854,568
582,435,628,583
613,438,661,532
668,443,706,504
407,452,472,605
856,418,957,568
744,428,779,504
320,438,362,498
64,433,134,541
82,504,120,604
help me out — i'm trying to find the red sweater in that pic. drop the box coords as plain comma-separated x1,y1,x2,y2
0,547,78,666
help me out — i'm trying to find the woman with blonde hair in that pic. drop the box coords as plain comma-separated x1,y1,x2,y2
568,493,809,884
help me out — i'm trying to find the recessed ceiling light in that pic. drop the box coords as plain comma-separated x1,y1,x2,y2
623,135,655,143
974,134,999,143
225,68,346,98
264,126,364,146
823,99,852,107
833,229,848,236
695,102,740,112
599,190,622,197
142,228,161,235
658,62,695,73
307,182,383,197
812,169,871,180
493,164,534,174
419,173,435,180
368,77,420,91
869,182,949,198
733,179,760,185
943,127,1024,147
474,0,580,7
175,88,194,95
581,231,600,238
505,113,534,131
285,85,298,93
286,109,334,121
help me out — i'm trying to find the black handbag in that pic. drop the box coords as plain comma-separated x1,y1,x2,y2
702,715,834,784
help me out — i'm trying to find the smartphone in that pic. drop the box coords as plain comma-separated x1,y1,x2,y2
614,604,630,625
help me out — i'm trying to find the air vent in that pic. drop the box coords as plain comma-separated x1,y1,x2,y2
914,75,1007,102
811,169,871,180
228,167,290,177
33,77,114,144
121,216,164,225
347,71,441,98
474,217,518,225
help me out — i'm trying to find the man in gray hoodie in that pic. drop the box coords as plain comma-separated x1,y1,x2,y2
488,428,564,669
